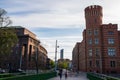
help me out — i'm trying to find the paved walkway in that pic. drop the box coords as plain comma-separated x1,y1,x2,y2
48,71,89,80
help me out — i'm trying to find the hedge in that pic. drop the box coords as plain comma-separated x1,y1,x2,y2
0,72,57,80
0,74,13,78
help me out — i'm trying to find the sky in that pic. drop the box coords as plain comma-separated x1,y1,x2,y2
1,0,120,60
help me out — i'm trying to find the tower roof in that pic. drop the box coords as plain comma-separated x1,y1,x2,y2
85,5,102,11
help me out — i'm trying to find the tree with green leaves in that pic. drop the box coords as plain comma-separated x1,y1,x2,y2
0,27,18,56
0,8,18,68
50,60,55,68
58,61,69,69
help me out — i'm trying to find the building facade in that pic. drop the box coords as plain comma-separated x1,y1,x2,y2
72,42,80,72
60,49,64,59
1,26,48,71
72,5,120,74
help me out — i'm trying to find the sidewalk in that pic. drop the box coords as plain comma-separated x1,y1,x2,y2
48,71,89,80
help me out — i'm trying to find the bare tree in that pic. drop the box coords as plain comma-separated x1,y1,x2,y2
0,8,12,27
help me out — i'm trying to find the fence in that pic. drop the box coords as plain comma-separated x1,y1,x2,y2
87,72,120,80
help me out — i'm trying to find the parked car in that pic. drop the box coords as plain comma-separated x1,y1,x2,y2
9,68,23,73
0,68,5,73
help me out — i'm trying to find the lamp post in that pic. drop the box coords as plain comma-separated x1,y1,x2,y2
16,43,19,70
55,40,59,71
19,45,23,70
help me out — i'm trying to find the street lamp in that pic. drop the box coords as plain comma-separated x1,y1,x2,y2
55,40,59,71
19,45,23,70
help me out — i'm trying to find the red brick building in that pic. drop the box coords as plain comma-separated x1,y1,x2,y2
72,5,120,74
0,26,48,71
72,42,80,71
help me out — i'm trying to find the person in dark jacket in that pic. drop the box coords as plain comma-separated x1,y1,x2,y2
65,70,68,80
59,69,63,80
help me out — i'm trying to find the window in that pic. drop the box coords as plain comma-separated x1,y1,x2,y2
108,38,114,44
88,29,92,35
95,48,99,56
88,49,92,56
110,61,116,67
108,31,114,35
33,46,36,49
89,61,92,67
95,38,99,44
94,18,97,23
94,29,98,35
30,38,33,42
96,60,100,67
88,39,92,44
108,48,116,56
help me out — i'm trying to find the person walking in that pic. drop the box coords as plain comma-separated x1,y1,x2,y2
65,70,68,80
59,69,63,80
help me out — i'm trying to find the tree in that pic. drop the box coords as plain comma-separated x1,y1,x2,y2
58,61,69,69
62,61,68,69
50,60,55,68
0,27,18,56
0,8,18,68
0,8,12,27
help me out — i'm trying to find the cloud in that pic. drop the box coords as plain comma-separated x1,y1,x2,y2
1,0,120,60
5,0,119,28
6,0,120,29
10,12,84,29
39,35,83,60
2,0,85,29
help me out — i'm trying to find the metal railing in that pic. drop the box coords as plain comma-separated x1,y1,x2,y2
87,72,120,80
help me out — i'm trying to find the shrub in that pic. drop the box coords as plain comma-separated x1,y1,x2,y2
0,72,56,80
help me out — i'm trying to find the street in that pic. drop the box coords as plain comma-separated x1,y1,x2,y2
48,71,89,80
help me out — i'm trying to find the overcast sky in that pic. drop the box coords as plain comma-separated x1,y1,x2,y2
1,0,120,60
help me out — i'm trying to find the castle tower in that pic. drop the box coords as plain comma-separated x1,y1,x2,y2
85,5,103,29
84,5,103,73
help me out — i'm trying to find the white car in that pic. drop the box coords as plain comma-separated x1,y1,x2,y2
0,68,5,73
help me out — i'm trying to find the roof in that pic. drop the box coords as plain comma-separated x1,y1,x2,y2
9,26,24,28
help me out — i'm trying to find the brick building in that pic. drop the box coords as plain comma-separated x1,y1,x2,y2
72,5,120,74
72,42,80,71
0,26,48,71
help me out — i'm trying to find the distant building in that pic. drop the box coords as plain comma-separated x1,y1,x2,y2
60,49,64,59
72,42,81,72
72,5,120,74
0,26,48,70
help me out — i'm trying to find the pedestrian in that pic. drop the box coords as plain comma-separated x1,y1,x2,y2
59,69,63,80
65,71,68,80
59,72,62,80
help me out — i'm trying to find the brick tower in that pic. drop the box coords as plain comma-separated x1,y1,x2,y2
84,5,103,73
85,5,103,28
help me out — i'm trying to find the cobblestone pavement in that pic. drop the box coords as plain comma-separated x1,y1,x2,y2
48,71,89,80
